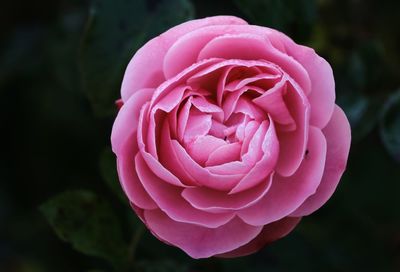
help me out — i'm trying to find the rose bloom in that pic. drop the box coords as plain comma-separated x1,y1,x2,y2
111,16,351,258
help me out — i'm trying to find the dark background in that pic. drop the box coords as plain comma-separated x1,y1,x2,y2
1,0,400,271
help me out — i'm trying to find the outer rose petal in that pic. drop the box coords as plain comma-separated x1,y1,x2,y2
111,88,154,155
121,16,247,101
164,25,311,94
217,216,301,258
238,127,327,226
116,136,157,210
271,31,335,128
144,209,263,259
135,153,235,228
291,106,351,216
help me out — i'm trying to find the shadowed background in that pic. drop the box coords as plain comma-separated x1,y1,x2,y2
1,0,400,271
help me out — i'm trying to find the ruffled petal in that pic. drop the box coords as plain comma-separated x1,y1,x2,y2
121,16,247,101
275,79,310,176
217,216,301,258
273,32,335,128
111,88,154,155
291,106,351,216
238,126,326,225
135,154,234,228
116,134,157,210
182,175,272,213
144,209,262,258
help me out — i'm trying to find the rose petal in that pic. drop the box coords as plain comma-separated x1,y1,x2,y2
238,126,327,225
121,16,247,101
182,175,272,213
183,110,212,143
144,209,262,258
138,104,189,187
159,119,199,186
275,33,335,128
275,79,310,177
229,119,279,194
171,140,244,191
217,216,301,258
135,154,234,228
205,142,242,166
116,135,157,210
290,106,351,216
253,78,296,129
186,135,226,165
111,88,154,155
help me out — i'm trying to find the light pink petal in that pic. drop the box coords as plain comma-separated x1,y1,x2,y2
183,111,212,143
146,108,164,159
152,85,188,112
198,33,276,61
121,16,247,101
182,175,272,213
116,133,157,210
205,142,242,166
275,79,310,176
159,120,199,186
240,120,260,156
233,97,265,121
225,72,281,91
209,119,227,138
238,126,327,225
207,120,264,178
222,87,247,121
177,96,192,141
151,58,221,111
135,154,234,228
291,106,351,216
230,120,279,194
187,59,284,106
240,120,268,164
217,216,301,258
253,78,295,129
171,140,244,191
144,209,262,258
275,33,335,128
183,25,311,94
111,88,154,155
187,135,227,165
137,104,189,187
191,96,224,121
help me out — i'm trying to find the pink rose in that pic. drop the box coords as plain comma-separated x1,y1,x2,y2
111,16,351,258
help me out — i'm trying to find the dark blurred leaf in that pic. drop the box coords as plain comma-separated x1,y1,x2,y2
100,148,126,202
0,28,43,87
39,190,128,269
380,89,400,162
79,0,194,116
234,0,316,40
146,0,195,38
337,91,382,142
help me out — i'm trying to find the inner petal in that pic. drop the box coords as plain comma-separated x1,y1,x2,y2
205,142,242,166
186,135,227,165
183,109,212,143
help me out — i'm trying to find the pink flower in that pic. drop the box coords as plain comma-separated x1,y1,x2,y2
111,16,351,259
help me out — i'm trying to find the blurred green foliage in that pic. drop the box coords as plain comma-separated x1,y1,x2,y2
1,0,400,271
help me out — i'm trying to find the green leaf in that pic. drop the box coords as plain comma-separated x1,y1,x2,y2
79,0,194,116
39,190,128,269
99,148,126,202
380,89,400,162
